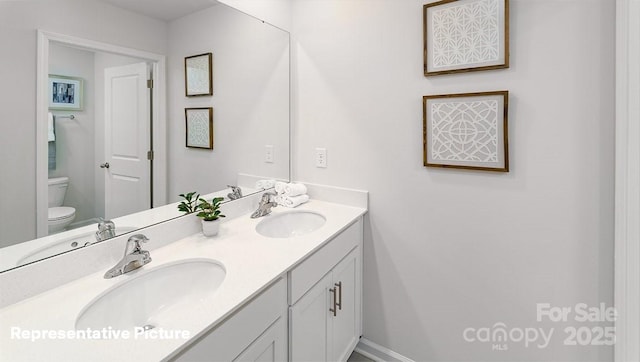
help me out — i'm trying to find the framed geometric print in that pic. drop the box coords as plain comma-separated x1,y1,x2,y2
424,0,509,76
185,53,213,96
185,107,213,149
423,91,509,172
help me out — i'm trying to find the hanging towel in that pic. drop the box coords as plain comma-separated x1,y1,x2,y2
48,112,56,170
282,183,307,197
278,194,309,208
48,141,56,170
47,112,56,142
255,179,276,190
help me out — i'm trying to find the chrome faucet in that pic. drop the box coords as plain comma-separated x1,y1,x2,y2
227,185,243,200
251,191,278,218
104,234,152,279
95,218,116,242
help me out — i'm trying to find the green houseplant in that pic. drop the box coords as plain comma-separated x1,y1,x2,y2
196,197,226,221
177,192,200,214
178,193,226,236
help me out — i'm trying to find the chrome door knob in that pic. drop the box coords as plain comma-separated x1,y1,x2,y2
100,162,110,169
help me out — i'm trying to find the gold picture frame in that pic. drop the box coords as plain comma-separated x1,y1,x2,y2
185,107,214,149
423,0,510,76
185,53,213,96
423,91,509,172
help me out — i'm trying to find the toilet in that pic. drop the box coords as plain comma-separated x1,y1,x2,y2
48,177,76,234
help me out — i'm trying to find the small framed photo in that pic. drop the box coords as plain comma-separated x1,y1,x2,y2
185,52,213,97
424,0,509,76
185,107,213,149
49,75,83,110
423,91,509,172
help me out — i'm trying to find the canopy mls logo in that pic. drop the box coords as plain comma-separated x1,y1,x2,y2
463,303,616,351
463,323,553,351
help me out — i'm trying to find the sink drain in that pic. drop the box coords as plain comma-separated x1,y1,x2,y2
141,324,155,331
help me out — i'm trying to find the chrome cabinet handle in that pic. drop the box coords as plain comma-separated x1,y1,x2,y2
329,286,337,317
335,282,342,310
100,162,110,169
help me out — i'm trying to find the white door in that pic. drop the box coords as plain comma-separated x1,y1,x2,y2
104,62,150,219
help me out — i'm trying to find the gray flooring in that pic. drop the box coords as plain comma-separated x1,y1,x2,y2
347,351,375,362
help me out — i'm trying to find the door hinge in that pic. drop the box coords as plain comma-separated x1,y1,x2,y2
147,150,154,161
147,79,154,89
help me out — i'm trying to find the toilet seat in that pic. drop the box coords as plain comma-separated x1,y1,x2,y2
48,206,75,221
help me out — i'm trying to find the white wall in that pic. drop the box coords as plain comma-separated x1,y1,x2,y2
218,0,292,31
48,44,96,225
0,0,167,247
167,3,289,201
292,0,615,361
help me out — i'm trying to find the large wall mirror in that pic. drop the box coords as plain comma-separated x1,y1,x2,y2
0,0,290,273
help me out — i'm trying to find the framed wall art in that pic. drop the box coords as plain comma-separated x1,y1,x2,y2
423,91,509,172
185,52,213,96
49,75,83,111
185,107,213,149
423,0,509,76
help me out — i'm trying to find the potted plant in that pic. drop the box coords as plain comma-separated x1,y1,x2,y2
196,197,226,236
178,193,226,236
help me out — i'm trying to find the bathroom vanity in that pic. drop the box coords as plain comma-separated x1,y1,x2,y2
0,186,367,362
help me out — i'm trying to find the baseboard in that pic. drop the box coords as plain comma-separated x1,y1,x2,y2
354,338,414,362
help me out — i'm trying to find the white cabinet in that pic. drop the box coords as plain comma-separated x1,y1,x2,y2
289,219,363,362
173,217,364,362
172,277,287,362
329,250,359,362
233,317,287,362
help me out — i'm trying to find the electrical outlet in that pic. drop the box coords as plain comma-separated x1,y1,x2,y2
265,145,274,163
315,148,327,168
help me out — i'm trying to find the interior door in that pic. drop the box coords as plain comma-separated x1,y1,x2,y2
103,62,150,219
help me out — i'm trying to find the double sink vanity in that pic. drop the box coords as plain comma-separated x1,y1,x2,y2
0,185,368,361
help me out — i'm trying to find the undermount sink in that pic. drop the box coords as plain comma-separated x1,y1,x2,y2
256,210,326,238
75,259,225,331
17,226,138,266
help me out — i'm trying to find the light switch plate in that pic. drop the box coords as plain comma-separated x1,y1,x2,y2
265,145,274,163
315,148,327,168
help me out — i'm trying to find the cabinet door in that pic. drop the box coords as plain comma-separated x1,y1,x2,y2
233,317,287,362
329,248,360,362
289,273,332,362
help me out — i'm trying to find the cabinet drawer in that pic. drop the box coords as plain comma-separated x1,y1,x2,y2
172,277,287,361
288,218,361,305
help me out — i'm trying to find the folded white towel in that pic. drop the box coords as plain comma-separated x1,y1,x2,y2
283,183,307,197
255,179,276,190
279,194,309,208
48,112,56,142
274,181,287,194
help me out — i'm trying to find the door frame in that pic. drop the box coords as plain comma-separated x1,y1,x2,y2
36,30,167,237
615,0,640,360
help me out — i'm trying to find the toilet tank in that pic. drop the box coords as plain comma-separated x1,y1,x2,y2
48,177,69,208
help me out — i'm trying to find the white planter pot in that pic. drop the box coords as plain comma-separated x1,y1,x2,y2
201,219,221,237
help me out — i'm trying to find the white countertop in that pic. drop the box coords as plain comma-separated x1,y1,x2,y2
0,187,260,272
0,199,366,362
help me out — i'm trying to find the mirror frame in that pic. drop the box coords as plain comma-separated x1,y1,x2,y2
35,30,168,238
